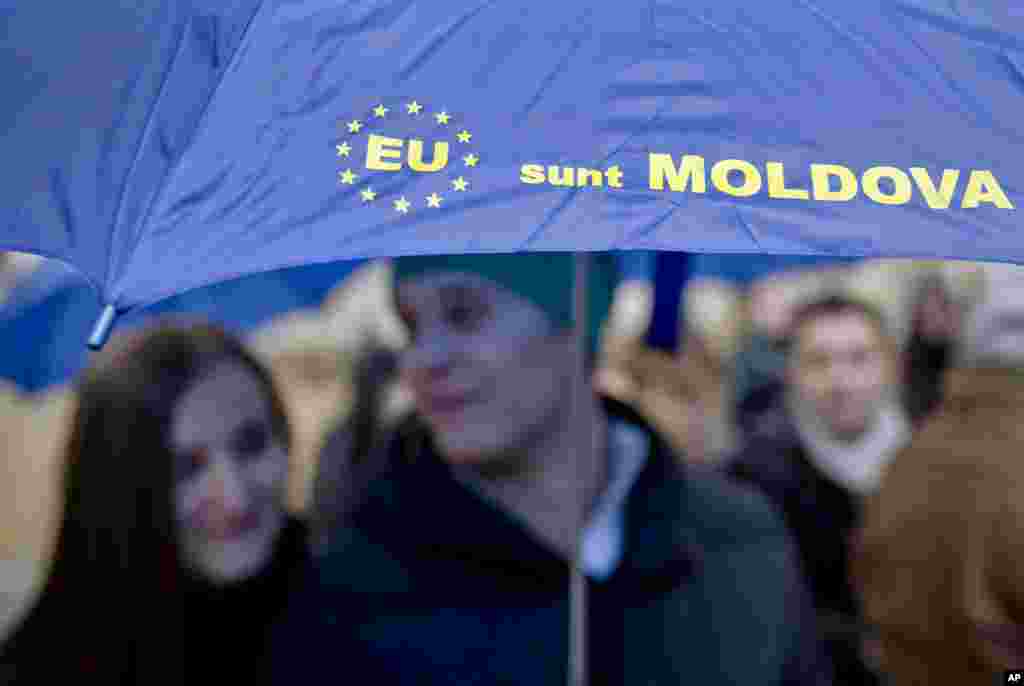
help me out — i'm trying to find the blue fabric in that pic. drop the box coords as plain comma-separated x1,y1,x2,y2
616,252,657,283
0,262,101,392
0,259,361,391
1,0,1022,323
688,255,859,287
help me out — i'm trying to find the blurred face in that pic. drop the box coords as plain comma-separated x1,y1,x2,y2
396,272,572,468
790,311,894,440
171,361,288,585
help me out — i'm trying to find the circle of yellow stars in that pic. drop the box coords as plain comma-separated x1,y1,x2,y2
335,99,477,213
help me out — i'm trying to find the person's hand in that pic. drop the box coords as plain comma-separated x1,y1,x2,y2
594,341,712,461
594,336,645,403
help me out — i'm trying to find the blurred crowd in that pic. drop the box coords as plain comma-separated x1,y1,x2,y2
0,250,1022,684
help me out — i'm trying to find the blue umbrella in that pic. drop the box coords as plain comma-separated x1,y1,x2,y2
0,261,100,392
1,0,1021,348
5,6,1019,680
0,258,361,391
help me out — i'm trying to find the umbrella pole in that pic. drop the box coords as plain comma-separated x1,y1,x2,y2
569,252,589,686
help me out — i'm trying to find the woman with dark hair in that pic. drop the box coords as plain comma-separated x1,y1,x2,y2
0,321,310,684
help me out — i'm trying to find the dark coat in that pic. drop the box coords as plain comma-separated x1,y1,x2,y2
728,411,879,686
735,380,789,441
273,416,832,685
0,517,311,685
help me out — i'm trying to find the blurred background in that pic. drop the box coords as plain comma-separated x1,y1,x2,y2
0,248,1014,682
0,248,978,569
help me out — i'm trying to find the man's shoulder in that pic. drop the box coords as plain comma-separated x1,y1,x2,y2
312,521,416,598
680,464,792,549
637,421,794,549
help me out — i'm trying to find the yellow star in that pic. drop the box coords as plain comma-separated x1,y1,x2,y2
347,120,363,133
373,104,389,118
339,169,357,184
336,142,352,157
456,130,472,143
360,187,377,202
463,153,479,167
434,111,451,125
406,101,423,115
394,197,411,213
426,192,443,208
452,177,469,191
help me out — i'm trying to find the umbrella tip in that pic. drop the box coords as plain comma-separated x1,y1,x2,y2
87,305,119,350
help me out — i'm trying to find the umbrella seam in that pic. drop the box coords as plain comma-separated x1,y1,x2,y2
100,11,191,307
105,0,268,309
0,245,101,299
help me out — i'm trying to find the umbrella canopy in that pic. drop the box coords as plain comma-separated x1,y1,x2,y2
1,0,1021,337
0,257,361,391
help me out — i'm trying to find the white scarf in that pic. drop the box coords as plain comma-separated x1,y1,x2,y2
789,394,911,496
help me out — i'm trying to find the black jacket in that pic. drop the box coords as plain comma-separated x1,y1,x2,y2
729,411,880,686
274,415,832,685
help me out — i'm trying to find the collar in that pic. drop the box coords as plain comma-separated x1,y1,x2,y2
580,421,648,580
352,412,700,591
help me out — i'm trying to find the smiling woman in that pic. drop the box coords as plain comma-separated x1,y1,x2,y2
0,322,311,685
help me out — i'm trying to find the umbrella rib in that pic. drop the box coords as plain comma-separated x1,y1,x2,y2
100,13,190,305
103,0,268,308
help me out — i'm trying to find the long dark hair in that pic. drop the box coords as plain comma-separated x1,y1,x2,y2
14,320,290,682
